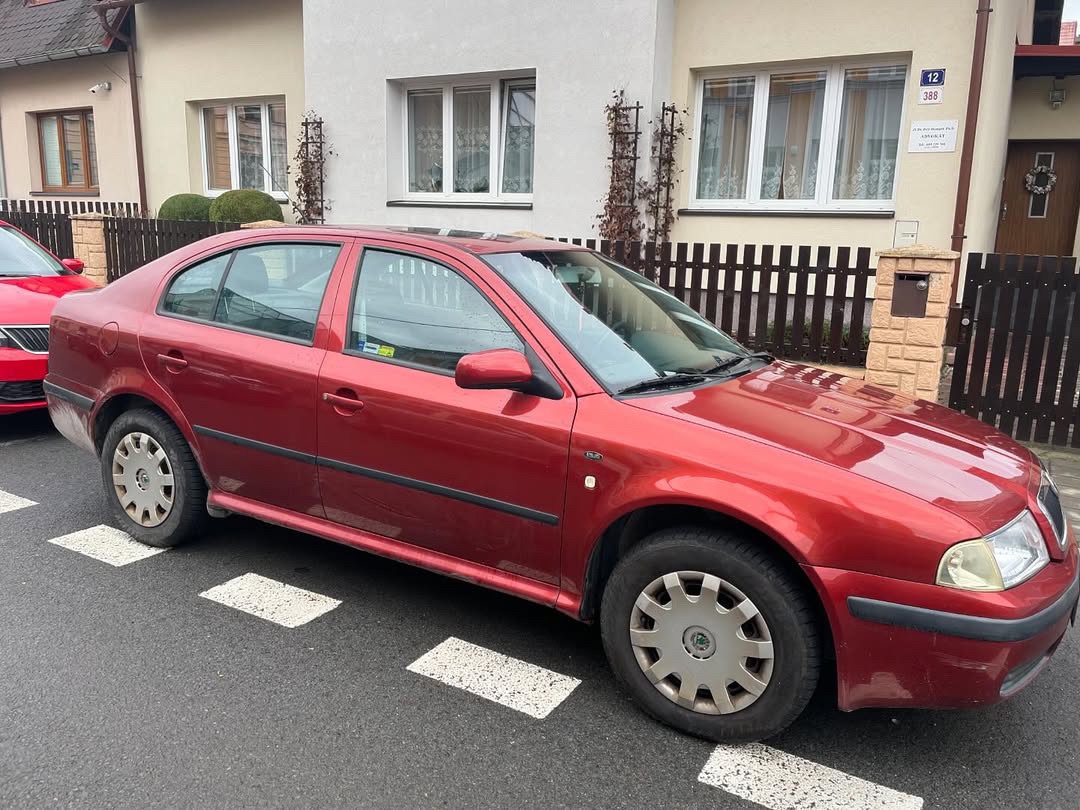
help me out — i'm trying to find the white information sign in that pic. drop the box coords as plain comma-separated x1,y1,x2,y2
918,86,943,105
908,120,958,153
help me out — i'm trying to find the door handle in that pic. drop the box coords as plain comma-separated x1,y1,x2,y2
323,391,365,414
157,352,188,372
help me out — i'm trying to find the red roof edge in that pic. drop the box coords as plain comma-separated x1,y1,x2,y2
1015,44,1080,57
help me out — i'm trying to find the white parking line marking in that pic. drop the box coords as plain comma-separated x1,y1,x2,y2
199,573,342,628
48,525,165,566
698,744,923,810
0,489,37,516
406,636,581,719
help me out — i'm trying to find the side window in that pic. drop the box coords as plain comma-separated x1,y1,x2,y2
349,249,524,372
161,253,231,320
213,243,341,342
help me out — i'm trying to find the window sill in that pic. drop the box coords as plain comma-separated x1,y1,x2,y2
31,190,100,197
678,208,895,219
387,199,533,210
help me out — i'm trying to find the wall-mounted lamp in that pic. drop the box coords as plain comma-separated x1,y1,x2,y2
1049,78,1066,109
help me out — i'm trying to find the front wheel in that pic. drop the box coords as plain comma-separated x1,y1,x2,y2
600,527,821,742
100,408,207,548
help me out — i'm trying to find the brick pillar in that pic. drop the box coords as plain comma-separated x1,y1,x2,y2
70,213,108,285
865,245,959,402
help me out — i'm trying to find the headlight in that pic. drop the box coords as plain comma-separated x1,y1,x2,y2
937,511,1050,591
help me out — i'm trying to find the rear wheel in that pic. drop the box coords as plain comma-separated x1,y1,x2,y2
600,527,821,742
100,409,207,548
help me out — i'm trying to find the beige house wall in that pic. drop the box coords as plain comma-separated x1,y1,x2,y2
0,53,139,202
134,0,303,216
667,0,1027,263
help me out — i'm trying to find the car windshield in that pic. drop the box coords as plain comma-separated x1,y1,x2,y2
0,226,68,277
485,250,750,392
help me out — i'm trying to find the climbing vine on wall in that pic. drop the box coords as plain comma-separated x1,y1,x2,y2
637,103,688,243
290,111,334,225
596,90,644,241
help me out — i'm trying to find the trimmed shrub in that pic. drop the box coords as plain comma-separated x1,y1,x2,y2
158,193,212,221
208,189,284,224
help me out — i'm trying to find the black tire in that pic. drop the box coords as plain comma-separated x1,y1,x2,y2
100,408,208,548
600,526,821,742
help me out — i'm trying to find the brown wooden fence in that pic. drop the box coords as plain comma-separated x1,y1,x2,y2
104,217,242,281
0,210,74,258
949,253,1080,446
557,239,875,365
0,198,140,216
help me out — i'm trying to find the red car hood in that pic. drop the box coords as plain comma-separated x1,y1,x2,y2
627,362,1034,535
0,275,97,324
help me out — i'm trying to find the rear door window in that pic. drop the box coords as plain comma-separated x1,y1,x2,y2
160,242,342,344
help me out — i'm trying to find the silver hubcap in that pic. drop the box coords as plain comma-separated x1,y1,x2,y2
630,571,774,715
112,432,174,528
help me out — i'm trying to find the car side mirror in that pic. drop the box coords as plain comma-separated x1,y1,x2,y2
455,349,534,392
61,258,84,274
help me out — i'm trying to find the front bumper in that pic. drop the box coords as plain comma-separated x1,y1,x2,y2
808,535,1078,711
0,350,47,414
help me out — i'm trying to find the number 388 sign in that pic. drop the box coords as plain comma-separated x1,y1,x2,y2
918,87,943,105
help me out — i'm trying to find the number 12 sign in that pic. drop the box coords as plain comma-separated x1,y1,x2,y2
920,69,946,87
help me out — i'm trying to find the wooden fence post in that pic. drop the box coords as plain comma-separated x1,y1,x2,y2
866,245,959,402
70,213,108,285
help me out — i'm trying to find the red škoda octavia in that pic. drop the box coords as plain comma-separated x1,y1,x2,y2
45,227,1077,741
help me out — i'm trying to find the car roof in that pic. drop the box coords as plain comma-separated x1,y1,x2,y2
230,224,590,256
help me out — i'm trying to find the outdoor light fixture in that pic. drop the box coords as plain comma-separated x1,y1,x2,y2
1049,79,1066,109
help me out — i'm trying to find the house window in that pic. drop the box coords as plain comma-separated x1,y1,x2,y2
404,77,535,199
692,62,906,211
37,110,97,192
201,100,288,198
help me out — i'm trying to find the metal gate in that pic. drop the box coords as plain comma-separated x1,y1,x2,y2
949,253,1080,447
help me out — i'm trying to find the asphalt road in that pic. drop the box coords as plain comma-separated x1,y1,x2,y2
2,409,1079,809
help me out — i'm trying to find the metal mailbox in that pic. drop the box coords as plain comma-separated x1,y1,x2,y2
892,273,931,318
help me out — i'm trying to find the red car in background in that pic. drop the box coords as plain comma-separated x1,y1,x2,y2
0,222,95,414
43,226,1077,742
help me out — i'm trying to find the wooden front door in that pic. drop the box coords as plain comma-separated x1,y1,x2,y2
996,140,1080,256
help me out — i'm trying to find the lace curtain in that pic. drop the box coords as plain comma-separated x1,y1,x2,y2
696,77,754,199
454,88,490,193
502,86,535,193
759,72,825,200
833,66,905,200
408,90,443,192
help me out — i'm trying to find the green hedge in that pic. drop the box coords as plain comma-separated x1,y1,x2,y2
158,193,212,221
208,189,284,224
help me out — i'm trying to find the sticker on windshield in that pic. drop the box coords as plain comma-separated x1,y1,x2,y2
361,341,381,355
377,345,395,358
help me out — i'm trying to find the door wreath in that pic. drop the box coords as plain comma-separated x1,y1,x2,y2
1024,165,1057,195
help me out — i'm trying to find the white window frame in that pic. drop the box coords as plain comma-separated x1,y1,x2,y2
401,74,535,204
199,98,288,201
688,59,909,213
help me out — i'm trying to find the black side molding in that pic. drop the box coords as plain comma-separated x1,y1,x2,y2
193,426,317,465
43,380,95,411
848,570,1080,643
193,425,560,527
316,456,560,526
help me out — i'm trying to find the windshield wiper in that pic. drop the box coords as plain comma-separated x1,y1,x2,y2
698,351,775,376
617,373,707,396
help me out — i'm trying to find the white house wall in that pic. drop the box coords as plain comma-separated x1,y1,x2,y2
304,0,675,236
